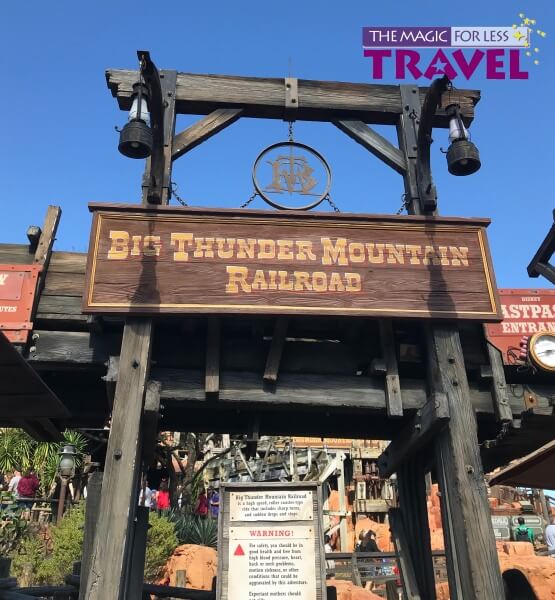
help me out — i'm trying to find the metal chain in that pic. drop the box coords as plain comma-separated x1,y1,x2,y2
170,181,188,206
479,421,510,449
396,193,409,215
324,194,340,213
288,121,294,142
240,191,258,209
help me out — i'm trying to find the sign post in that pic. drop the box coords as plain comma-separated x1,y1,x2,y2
217,482,327,600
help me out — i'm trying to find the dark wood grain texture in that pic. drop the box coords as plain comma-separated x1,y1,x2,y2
379,319,403,417
106,71,479,127
263,317,288,383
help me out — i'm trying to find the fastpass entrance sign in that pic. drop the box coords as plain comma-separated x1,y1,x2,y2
83,204,501,320
216,482,326,600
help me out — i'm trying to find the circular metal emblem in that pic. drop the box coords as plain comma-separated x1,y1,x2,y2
252,141,331,210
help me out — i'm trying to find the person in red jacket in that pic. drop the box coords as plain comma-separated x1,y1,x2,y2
156,481,171,514
17,470,39,498
195,490,208,518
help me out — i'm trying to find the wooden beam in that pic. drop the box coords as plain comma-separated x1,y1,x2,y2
107,71,480,127
79,471,102,600
102,356,119,410
430,326,505,599
205,318,220,399
84,319,153,600
378,319,403,417
388,508,422,599
396,455,437,599
172,109,243,161
142,380,161,468
377,393,449,478
484,336,513,423
263,317,288,384
334,121,406,175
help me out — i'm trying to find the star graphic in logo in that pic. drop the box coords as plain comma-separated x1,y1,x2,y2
430,58,447,74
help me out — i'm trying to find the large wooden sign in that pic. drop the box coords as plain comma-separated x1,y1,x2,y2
485,288,555,364
83,204,500,320
217,482,326,600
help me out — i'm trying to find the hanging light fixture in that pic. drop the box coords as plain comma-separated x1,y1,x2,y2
445,103,481,176
57,444,77,478
118,62,153,159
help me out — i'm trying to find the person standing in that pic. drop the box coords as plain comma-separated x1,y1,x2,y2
209,488,220,520
545,516,555,558
156,482,171,514
8,471,21,497
324,534,335,577
138,483,153,508
196,490,208,518
17,471,39,499
514,517,535,544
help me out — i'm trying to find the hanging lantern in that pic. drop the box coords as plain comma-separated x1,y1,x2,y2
57,444,77,478
118,82,153,159
445,104,481,176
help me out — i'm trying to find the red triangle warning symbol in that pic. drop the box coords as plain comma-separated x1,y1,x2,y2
234,544,245,556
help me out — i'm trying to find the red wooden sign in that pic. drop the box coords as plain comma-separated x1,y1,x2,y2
0,265,41,343
485,289,555,364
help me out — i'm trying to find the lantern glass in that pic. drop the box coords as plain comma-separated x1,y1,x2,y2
448,115,469,142
58,444,77,478
129,95,150,126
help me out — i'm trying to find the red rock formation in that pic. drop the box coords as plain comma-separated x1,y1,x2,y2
327,579,383,600
158,544,217,590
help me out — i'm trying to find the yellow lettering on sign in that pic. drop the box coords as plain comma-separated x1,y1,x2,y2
345,273,362,291
321,238,348,266
295,241,317,261
171,233,194,261
143,235,162,257
216,238,235,259
194,237,215,258
108,231,130,260
405,245,422,265
258,240,276,259
237,239,256,259
386,244,405,265
450,246,469,267
366,243,385,264
277,240,294,260
226,266,251,293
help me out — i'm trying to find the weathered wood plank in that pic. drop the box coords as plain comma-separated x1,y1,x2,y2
37,294,84,316
388,508,422,599
334,121,406,175
142,380,161,467
205,317,220,399
43,271,84,297
172,109,243,161
106,71,479,126
85,319,153,600
430,326,504,599
379,320,403,417
0,244,34,265
33,206,61,266
48,251,87,274
79,471,102,600
263,317,288,383
484,337,513,422
378,393,449,477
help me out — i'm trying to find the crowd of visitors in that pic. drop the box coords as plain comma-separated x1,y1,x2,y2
195,487,219,519
1,470,40,500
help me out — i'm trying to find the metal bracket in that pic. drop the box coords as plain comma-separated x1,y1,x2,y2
284,77,299,119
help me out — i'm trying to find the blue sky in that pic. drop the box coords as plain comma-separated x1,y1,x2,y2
2,1,554,289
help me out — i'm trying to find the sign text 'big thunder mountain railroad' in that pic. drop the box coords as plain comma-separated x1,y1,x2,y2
83,204,501,320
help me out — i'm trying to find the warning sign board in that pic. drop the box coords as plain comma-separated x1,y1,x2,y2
228,526,316,599
217,483,326,600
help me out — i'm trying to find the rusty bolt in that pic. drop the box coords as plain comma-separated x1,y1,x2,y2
465,464,474,474
114,449,123,460
448,356,455,364
132,360,139,369
452,379,459,386
415,423,422,431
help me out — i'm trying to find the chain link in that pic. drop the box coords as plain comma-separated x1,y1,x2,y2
288,121,294,142
324,194,340,213
396,193,409,215
240,191,258,209
170,181,188,206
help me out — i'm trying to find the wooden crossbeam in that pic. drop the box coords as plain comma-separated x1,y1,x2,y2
377,393,449,478
263,317,288,384
142,380,161,467
378,320,403,417
482,336,513,423
172,109,243,161
107,71,480,127
334,121,406,175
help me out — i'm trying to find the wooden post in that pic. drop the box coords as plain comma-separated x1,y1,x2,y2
84,320,153,600
79,471,102,600
127,506,150,600
430,326,505,599
56,477,68,524
337,453,348,552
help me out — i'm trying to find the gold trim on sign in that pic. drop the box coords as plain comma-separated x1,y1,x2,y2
86,211,498,316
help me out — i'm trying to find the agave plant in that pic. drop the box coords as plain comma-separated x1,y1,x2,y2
167,511,218,548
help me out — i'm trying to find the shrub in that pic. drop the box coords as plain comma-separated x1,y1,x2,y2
168,511,218,548
144,512,179,583
11,532,46,580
